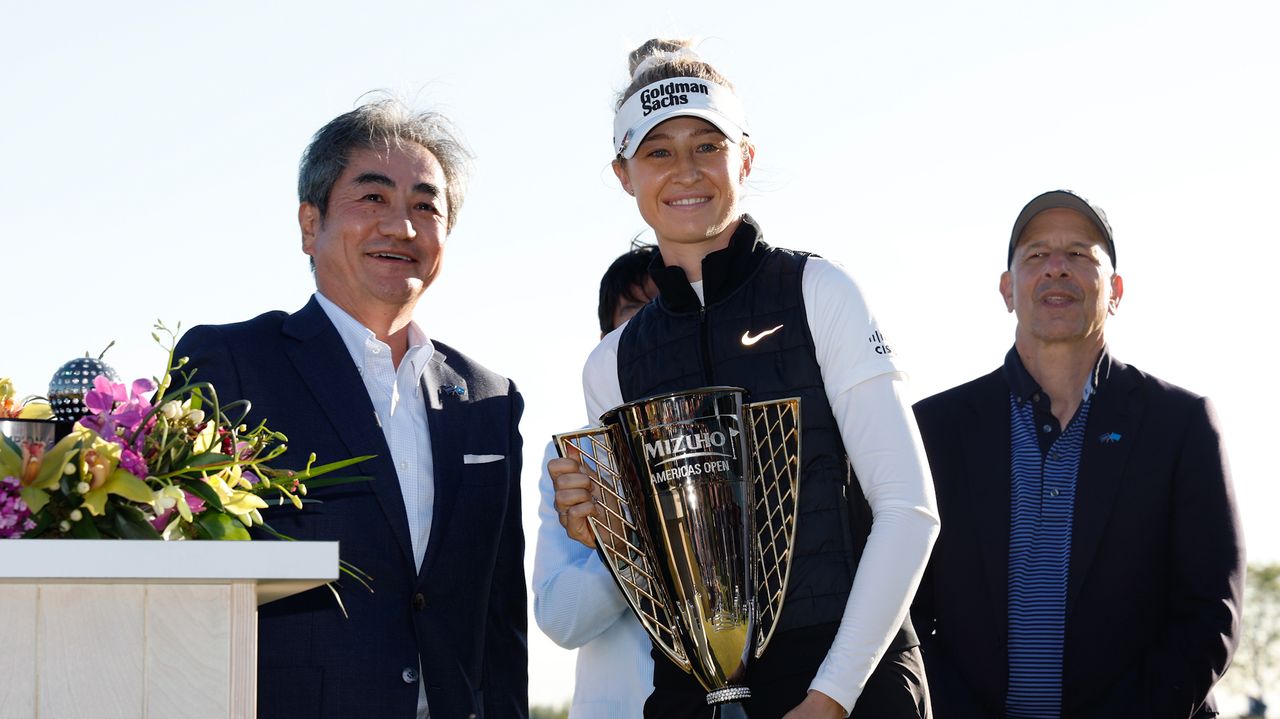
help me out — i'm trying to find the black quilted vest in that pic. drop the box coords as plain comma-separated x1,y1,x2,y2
618,216,915,647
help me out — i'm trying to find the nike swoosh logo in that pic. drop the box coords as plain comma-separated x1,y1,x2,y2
741,324,784,346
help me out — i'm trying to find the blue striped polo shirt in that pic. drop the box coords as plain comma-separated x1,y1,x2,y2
1002,348,1107,718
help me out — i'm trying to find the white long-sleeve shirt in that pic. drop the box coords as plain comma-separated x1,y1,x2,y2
579,256,940,714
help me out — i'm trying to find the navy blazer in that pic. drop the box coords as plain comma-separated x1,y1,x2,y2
911,355,1242,719
174,297,527,719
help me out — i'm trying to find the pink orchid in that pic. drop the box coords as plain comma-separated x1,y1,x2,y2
80,376,157,477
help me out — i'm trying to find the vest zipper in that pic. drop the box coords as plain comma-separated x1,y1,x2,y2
699,305,715,384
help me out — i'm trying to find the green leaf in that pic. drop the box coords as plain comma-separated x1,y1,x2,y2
23,509,54,537
81,486,110,515
178,452,234,471
19,486,50,514
33,433,83,489
339,559,375,588
180,477,225,511
69,515,102,538
324,583,350,619
195,512,251,541
290,455,375,480
0,434,21,475
102,469,155,504
292,474,375,490
110,505,162,539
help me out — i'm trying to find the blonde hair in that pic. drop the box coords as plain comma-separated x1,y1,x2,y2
615,39,736,110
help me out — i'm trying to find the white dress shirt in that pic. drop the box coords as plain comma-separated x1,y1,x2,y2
315,292,436,719
580,258,940,714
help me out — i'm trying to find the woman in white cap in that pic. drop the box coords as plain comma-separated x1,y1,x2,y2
550,39,939,718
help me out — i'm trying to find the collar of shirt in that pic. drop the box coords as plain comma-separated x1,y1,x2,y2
313,292,435,383
1004,346,1110,458
1002,344,1112,406
649,214,770,313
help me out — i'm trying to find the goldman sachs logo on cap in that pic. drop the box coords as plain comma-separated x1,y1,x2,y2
640,80,711,116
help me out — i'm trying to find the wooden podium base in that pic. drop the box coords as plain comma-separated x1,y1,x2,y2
0,540,337,719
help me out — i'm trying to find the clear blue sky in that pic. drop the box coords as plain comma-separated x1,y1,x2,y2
3,0,1276,707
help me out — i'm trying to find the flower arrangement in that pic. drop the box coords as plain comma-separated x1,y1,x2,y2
0,324,371,542
0,377,52,420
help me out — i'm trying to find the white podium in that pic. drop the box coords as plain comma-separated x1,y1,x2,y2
0,540,338,719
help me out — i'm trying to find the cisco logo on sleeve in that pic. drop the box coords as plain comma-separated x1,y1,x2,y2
868,330,893,356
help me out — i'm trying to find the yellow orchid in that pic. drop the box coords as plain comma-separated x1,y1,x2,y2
204,466,268,526
80,468,154,516
160,398,205,425
28,427,87,491
0,378,21,419
155,485,195,523
17,402,53,420
191,417,216,454
159,516,188,541
0,378,15,415
0,378,53,419
80,436,122,490
0,428,53,486
11,427,155,518
19,444,46,486
153,485,198,540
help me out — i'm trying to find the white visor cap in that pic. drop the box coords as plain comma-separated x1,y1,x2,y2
613,77,749,160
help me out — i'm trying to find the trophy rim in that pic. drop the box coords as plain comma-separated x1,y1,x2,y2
599,385,748,423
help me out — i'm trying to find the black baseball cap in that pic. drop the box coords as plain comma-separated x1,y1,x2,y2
1008,190,1115,269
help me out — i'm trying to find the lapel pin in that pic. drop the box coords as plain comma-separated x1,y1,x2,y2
442,384,466,398
1099,432,1122,444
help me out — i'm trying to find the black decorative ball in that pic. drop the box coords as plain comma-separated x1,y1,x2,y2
48,357,121,421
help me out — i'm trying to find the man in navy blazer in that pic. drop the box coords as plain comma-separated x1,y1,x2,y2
912,191,1242,718
174,99,526,719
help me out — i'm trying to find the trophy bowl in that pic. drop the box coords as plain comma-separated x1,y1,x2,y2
555,386,800,705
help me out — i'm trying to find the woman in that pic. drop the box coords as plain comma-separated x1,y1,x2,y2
550,39,939,719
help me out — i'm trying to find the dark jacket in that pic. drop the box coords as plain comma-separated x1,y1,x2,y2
175,297,527,719
912,353,1242,718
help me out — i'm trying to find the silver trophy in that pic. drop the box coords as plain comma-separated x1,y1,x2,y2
0,418,59,455
555,387,801,705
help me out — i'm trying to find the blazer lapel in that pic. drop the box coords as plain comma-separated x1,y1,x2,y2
282,298,416,571
1067,359,1141,614
417,349,467,583
963,373,1014,643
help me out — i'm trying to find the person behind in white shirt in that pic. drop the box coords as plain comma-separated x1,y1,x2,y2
532,243,657,718
547,39,940,719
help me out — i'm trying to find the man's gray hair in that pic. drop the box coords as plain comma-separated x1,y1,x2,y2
298,97,473,234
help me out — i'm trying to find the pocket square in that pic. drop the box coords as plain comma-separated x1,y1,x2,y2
463,454,505,464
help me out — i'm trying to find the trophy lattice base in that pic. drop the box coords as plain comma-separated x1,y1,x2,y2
706,686,751,705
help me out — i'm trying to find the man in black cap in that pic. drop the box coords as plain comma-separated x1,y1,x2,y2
911,190,1243,718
